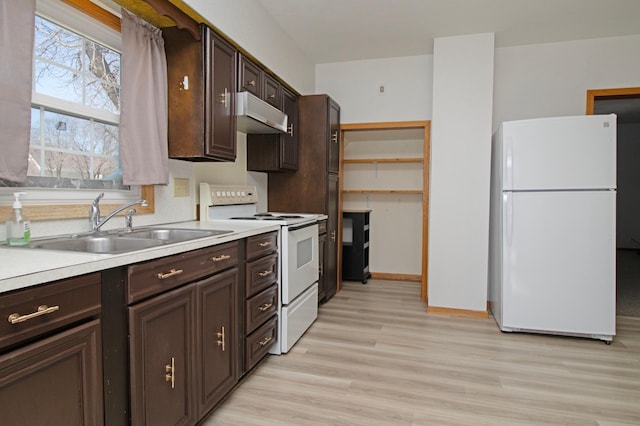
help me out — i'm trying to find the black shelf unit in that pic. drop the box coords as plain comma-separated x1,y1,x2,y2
342,210,372,283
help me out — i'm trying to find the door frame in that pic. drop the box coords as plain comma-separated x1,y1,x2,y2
586,87,640,115
339,120,431,301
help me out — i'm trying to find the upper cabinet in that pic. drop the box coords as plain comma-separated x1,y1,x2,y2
238,54,262,97
164,25,237,161
246,87,298,172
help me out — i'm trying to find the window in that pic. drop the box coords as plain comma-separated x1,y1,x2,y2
28,15,123,190
0,0,153,219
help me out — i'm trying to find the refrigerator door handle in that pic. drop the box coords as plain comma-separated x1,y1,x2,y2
504,193,513,245
505,136,513,189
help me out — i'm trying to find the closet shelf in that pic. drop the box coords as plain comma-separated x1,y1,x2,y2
343,157,423,164
342,189,423,194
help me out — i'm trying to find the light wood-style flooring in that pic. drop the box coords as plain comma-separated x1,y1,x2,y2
203,279,640,425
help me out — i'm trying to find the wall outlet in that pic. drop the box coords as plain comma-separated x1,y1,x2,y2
173,178,190,197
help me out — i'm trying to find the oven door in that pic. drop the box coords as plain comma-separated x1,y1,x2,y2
281,222,319,304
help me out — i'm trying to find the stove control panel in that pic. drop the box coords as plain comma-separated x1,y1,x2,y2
200,183,258,206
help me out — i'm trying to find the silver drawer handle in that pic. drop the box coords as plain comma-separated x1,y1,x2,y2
8,305,60,324
211,254,231,262
258,303,273,312
259,336,273,346
258,241,272,247
258,270,273,277
157,268,184,280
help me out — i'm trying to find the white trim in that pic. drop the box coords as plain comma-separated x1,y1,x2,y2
32,93,120,124
36,0,121,52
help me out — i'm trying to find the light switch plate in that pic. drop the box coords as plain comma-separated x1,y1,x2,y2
174,178,190,197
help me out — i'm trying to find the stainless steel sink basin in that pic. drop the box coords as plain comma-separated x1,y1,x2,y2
25,227,233,254
30,236,166,254
122,228,232,243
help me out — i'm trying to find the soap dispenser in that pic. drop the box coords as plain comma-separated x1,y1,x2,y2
6,192,30,246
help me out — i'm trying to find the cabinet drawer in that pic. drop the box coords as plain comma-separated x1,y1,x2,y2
245,316,277,371
127,241,238,303
245,284,278,334
0,273,101,351
246,231,278,260
245,252,278,298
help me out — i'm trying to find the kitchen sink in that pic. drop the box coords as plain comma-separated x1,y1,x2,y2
25,227,233,254
30,235,166,254
121,228,232,243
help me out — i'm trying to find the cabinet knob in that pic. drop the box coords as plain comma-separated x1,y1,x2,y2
258,302,273,312
7,304,60,324
258,270,273,277
156,268,183,280
288,123,294,137
211,254,231,262
331,132,338,144
247,79,256,87
259,336,273,346
330,230,336,242
165,357,175,389
219,88,229,108
217,326,226,352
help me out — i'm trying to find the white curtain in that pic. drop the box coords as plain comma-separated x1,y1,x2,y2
0,0,35,182
120,10,169,185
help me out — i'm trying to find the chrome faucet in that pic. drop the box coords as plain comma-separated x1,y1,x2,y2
89,192,148,232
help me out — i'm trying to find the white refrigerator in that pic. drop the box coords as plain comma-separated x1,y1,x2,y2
488,114,617,342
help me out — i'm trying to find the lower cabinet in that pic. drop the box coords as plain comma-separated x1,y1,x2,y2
0,272,103,425
0,320,103,425
128,285,197,426
197,268,238,417
128,269,238,425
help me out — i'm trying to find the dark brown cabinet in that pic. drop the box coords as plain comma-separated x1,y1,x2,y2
196,268,238,417
124,241,240,425
128,285,197,426
0,273,103,425
247,85,298,172
243,232,279,372
164,25,237,161
238,54,261,97
268,94,341,302
263,73,281,109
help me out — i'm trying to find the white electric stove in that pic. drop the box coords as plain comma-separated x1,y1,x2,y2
200,183,319,354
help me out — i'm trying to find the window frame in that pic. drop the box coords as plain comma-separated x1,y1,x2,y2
0,0,155,221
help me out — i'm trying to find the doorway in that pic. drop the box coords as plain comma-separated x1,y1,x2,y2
587,87,640,317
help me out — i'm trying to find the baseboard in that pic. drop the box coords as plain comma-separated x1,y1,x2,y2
371,272,421,282
427,305,489,319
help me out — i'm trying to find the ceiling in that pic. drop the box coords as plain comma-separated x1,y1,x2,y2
255,0,640,64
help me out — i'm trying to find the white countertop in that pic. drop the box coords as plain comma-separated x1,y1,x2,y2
0,220,280,294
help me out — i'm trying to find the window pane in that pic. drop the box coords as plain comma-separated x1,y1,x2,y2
33,16,120,114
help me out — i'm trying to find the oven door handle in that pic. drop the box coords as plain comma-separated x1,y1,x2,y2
286,221,318,232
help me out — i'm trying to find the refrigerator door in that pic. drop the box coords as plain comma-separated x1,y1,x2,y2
501,190,616,338
502,115,616,191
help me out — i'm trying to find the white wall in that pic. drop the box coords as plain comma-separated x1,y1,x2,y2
428,33,495,312
184,0,315,95
316,55,432,123
493,35,640,128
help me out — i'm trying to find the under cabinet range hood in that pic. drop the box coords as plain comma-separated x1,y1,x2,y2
236,91,288,134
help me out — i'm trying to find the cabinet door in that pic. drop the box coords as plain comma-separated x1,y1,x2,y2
325,174,339,301
129,285,196,426
328,98,341,173
197,268,238,417
0,320,103,425
280,87,298,171
263,73,281,109
205,29,237,161
238,54,261,96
